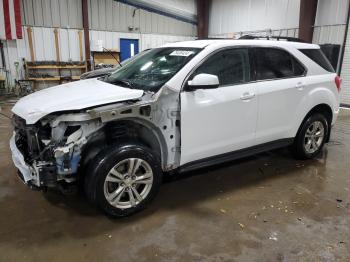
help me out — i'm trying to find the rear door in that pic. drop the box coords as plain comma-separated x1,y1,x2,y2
180,48,258,165
252,47,307,144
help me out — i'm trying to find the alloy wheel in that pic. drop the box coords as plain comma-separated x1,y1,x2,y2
103,158,154,209
303,120,325,154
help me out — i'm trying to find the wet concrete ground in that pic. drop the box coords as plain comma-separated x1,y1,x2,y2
0,100,350,261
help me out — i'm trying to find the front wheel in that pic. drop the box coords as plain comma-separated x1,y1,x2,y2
292,113,329,159
84,144,162,217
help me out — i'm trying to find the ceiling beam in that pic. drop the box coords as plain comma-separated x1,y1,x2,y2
115,0,197,24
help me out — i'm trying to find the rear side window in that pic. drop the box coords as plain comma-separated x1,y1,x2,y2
299,48,335,72
193,48,251,86
254,48,306,80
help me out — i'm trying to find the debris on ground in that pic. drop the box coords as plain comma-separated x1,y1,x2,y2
238,223,245,229
220,209,226,214
269,232,278,241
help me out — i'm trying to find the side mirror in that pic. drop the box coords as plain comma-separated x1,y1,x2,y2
187,73,219,90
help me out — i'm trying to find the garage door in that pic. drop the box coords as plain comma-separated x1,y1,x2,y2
341,23,350,106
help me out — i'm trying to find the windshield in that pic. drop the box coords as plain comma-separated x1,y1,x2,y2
104,47,201,92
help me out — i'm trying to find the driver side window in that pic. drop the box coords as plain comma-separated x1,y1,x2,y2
193,48,251,86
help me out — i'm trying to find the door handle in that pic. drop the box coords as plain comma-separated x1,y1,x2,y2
240,92,255,101
295,82,305,90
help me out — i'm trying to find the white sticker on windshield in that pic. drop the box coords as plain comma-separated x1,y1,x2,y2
170,50,194,57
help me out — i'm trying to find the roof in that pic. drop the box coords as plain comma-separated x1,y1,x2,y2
162,39,320,49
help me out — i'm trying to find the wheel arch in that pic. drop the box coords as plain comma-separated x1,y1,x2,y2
295,103,333,142
79,118,168,176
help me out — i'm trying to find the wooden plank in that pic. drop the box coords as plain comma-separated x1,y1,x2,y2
54,28,60,62
27,27,35,62
27,65,86,69
29,76,81,81
28,77,60,81
78,30,84,62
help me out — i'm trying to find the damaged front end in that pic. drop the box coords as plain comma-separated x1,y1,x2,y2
11,113,102,190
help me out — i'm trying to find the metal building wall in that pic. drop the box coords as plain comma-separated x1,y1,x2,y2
209,0,300,38
21,0,83,28
89,30,194,51
20,0,196,36
312,0,350,105
87,0,195,36
145,0,196,16
0,0,197,87
312,0,348,45
341,24,350,105
18,0,197,59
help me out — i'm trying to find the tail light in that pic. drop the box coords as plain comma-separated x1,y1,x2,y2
335,75,342,92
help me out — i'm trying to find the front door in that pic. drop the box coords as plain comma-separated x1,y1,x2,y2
180,48,258,165
120,39,139,62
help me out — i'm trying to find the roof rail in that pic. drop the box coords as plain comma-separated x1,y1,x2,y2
238,35,305,43
195,37,235,40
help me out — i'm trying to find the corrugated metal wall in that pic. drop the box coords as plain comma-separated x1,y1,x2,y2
0,0,197,87
88,0,196,35
209,0,300,38
89,30,194,51
18,0,197,58
20,0,196,36
313,0,350,105
313,0,348,45
16,27,84,62
21,0,83,28
147,0,196,15
341,25,350,105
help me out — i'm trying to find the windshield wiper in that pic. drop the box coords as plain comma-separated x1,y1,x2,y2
113,79,133,88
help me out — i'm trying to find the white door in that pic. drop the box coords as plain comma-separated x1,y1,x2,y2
180,48,258,165
252,47,308,144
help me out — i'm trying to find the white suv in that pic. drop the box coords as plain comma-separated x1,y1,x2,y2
10,39,340,217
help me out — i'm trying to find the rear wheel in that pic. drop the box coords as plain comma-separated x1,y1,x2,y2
84,144,162,217
292,113,329,159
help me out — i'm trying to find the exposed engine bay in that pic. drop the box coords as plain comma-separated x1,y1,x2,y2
10,87,180,191
12,113,103,188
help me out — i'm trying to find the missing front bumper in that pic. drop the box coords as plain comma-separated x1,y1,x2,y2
10,132,38,184
10,132,58,188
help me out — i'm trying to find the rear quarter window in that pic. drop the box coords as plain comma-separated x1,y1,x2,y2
299,48,335,73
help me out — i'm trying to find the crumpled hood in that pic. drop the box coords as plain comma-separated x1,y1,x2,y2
12,78,144,124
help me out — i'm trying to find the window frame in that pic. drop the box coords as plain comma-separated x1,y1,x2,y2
181,45,308,92
250,47,308,82
298,48,335,73
182,46,254,91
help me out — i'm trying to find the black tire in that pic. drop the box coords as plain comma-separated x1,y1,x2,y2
292,113,329,159
84,144,162,217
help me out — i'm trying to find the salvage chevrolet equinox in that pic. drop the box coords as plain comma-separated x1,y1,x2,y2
10,39,341,217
